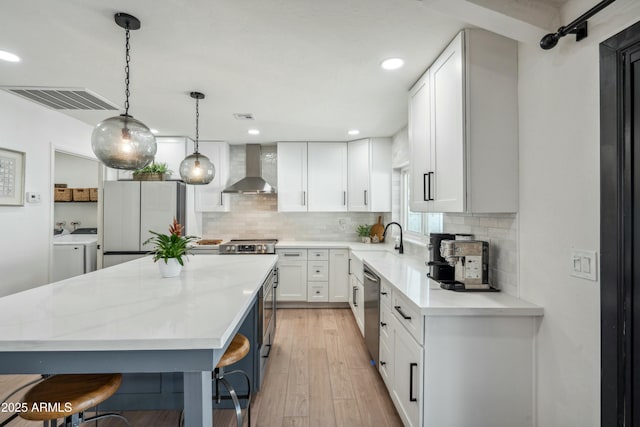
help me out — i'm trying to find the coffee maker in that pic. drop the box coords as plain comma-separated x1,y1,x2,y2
439,240,495,291
427,233,455,281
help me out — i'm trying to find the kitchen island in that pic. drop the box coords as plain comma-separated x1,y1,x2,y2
0,254,277,427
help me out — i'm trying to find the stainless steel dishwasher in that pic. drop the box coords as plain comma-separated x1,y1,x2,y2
363,264,381,366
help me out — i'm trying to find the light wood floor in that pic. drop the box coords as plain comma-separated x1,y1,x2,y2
0,308,402,427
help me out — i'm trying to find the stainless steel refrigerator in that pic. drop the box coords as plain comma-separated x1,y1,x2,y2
102,181,186,267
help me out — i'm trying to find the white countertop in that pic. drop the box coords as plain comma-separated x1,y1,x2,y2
0,255,277,351
352,251,543,317
276,240,395,252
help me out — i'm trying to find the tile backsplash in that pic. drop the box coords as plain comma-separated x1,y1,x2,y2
201,144,390,241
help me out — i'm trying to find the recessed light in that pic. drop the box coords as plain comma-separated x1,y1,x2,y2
380,58,404,70
248,129,260,135
0,50,20,63
150,128,158,134
348,129,360,135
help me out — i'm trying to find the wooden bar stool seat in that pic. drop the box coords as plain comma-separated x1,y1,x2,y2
19,374,129,426
214,333,251,427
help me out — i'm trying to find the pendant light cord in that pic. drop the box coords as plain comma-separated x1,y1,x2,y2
194,97,200,153
124,26,131,117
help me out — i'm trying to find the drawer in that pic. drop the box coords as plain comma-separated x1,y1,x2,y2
308,260,329,281
380,303,393,344
380,279,393,308
392,291,424,346
308,282,329,302
308,249,329,260
276,248,308,260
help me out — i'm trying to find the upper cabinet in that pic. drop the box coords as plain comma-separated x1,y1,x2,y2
278,142,349,212
277,142,308,212
308,142,348,212
348,138,392,212
409,29,518,213
193,141,230,212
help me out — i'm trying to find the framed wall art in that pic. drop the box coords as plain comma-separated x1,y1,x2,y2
0,147,25,206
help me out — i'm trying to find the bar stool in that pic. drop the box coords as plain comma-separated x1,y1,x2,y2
214,333,251,427
18,373,129,427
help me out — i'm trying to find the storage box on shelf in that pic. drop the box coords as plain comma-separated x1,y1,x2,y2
72,188,90,202
54,188,73,202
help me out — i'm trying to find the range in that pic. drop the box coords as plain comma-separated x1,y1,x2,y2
219,239,277,254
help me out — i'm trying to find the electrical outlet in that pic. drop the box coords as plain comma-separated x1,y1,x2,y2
570,249,597,281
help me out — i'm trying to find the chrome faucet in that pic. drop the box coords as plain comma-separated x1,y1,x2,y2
383,222,404,254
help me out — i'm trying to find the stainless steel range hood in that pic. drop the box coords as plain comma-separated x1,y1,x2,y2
223,144,276,194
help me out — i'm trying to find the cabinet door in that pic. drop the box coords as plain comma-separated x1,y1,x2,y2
349,274,357,316
308,142,348,211
277,260,308,301
347,139,370,212
52,245,85,281
355,279,365,336
329,249,349,302
393,323,423,427
430,32,465,212
103,181,141,252
409,71,433,212
194,142,230,212
277,142,308,212
140,182,179,251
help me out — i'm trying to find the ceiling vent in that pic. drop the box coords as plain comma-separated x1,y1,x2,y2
1,87,119,111
233,113,255,120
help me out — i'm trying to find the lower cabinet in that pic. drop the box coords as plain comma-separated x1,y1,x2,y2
277,247,350,303
276,249,308,301
392,320,423,427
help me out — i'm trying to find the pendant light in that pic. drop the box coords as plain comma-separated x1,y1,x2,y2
91,13,156,170
179,92,215,185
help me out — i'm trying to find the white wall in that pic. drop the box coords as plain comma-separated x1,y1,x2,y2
518,1,640,425
0,91,94,297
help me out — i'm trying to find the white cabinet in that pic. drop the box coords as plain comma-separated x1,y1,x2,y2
392,321,423,427
409,29,518,213
329,249,349,302
277,142,308,212
277,142,348,212
194,142,230,212
52,245,85,281
276,249,308,301
308,143,348,212
347,138,392,212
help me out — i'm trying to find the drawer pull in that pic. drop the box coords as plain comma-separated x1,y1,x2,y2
409,363,418,402
316,270,320,273
380,361,386,366
283,253,300,257
394,306,411,320
316,291,321,294
353,286,358,307
380,322,387,327
381,291,388,296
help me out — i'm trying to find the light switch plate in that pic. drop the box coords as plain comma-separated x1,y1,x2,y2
570,249,597,281
26,192,41,203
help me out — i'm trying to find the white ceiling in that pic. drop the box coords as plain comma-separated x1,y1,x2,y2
0,0,563,144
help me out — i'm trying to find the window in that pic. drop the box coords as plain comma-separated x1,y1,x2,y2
400,167,443,241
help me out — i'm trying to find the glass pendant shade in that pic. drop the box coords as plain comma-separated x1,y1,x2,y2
91,115,157,170
179,152,215,185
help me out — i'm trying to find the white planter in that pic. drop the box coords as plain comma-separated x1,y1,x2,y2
158,258,182,278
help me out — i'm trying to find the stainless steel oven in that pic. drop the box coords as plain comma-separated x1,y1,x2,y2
258,267,277,386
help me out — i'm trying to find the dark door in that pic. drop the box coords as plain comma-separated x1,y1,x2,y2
601,20,640,427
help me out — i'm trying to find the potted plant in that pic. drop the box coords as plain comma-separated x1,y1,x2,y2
144,218,198,278
132,162,171,181
356,224,371,243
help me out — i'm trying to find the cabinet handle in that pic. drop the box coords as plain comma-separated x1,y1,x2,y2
284,253,300,257
380,322,387,327
423,173,428,201
409,363,418,402
426,172,434,201
381,291,388,296
380,361,386,366
353,286,358,307
316,291,321,294
315,270,320,273
302,191,306,206
343,191,347,206
220,192,223,206
394,305,411,320
348,258,352,275
364,190,368,206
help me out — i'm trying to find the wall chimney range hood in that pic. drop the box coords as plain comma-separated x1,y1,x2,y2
223,144,276,194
